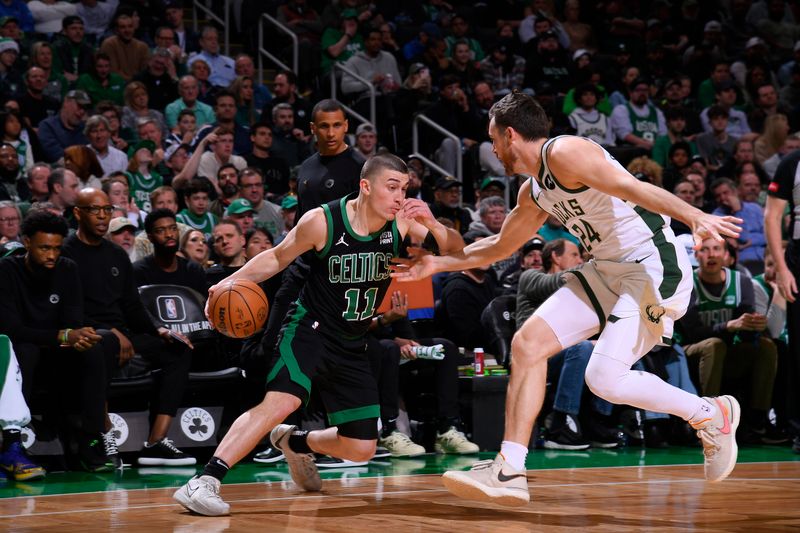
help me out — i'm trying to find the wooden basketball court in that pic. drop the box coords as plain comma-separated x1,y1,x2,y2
2,453,798,532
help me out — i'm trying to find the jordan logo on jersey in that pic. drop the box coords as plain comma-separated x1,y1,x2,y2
336,233,349,247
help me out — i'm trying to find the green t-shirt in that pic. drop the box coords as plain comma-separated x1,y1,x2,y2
127,170,163,211
321,28,363,74
651,135,698,168
176,209,218,240
76,73,126,106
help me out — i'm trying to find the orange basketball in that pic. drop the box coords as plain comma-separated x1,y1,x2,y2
209,279,269,338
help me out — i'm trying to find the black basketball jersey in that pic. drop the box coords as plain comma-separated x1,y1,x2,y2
299,195,399,339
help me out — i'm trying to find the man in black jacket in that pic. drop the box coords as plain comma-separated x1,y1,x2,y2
62,190,197,467
0,210,111,472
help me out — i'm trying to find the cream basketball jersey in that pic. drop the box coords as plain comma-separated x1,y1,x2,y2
528,135,692,302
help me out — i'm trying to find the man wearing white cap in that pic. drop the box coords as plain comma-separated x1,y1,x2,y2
107,216,137,259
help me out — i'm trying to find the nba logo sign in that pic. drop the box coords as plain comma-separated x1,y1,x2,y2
156,295,186,322
165,298,178,319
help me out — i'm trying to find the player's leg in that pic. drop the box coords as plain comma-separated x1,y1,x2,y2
307,421,377,463
441,285,600,506
584,293,739,481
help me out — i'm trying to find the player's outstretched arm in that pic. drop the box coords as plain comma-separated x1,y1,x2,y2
548,137,742,246
212,208,326,287
393,183,547,281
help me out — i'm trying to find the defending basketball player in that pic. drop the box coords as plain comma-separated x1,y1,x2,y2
391,92,744,506
174,153,463,516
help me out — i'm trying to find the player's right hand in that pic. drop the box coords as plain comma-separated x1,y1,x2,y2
691,214,742,250
69,327,102,352
205,284,219,327
776,266,798,303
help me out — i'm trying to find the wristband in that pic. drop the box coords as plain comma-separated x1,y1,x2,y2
62,328,72,345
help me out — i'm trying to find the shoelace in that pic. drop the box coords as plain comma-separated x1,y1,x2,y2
160,438,182,454
441,429,467,443
697,427,720,458
387,432,416,445
470,459,495,471
103,432,119,456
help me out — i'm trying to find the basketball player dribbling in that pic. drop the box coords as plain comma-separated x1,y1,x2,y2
174,153,464,516
392,92,744,507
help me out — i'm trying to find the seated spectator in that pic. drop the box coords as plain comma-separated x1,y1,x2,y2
106,216,136,259
269,103,311,168
0,142,22,202
0,200,20,242
134,49,179,112
735,163,765,205
627,156,664,188
126,139,162,211
187,25,235,87
76,0,117,45
0,109,31,173
208,163,238,218
353,122,378,159
480,39,525,97
523,30,570,95
685,167,715,213
166,75,215,130
671,180,696,236
29,0,76,35
261,70,312,135
29,41,67,102
136,117,168,171
274,195,296,243
0,36,22,98
76,52,125,107
176,177,218,240
678,237,783,444
428,176,472,235
717,139,769,185
238,167,282,239
710,177,766,273
321,8,363,76
86,115,128,176
19,67,60,133
45,167,79,219
102,175,140,224
661,141,692,191
0,1,33,34
700,80,752,139
38,89,90,163
196,91,253,155
234,54,272,118
748,83,793,134
189,58,215,105
652,107,696,169
567,83,613,146
96,101,129,152
24,162,50,204
609,77,666,151
121,81,168,141
132,185,188,259
64,144,103,189
244,225,272,259
341,27,401,100
165,110,199,152
227,76,256,129
754,113,790,165
163,0,199,55
244,123,290,199
198,128,246,182
153,26,187,76
445,39,484,92
762,132,800,179
62,194,197,466
180,228,209,266
695,105,738,173
0,210,112,471
402,21,439,63
223,198,255,234
51,15,93,83
205,219,246,286
100,13,150,81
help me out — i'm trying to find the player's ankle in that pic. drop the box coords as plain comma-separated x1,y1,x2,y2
289,429,313,453
202,456,230,482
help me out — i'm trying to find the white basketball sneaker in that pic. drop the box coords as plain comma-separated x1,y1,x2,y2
441,455,529,507
693,395,740,482
173,475,230,516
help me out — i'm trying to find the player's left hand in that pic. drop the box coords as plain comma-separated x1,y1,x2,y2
391,253,438,281
395,337,420,359
400,198,436,228
691,214,742,250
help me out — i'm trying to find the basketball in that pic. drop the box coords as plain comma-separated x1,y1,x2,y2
208,279,269,338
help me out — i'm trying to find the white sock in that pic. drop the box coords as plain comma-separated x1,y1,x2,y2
688,398,717,428
499,440,528,471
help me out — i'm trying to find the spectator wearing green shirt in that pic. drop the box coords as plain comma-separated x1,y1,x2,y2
126,140,163,212
444,15,484,62
320,8,363,75
652,106,697,168
76,52,126,106
165,75,215,129
176,177,218,240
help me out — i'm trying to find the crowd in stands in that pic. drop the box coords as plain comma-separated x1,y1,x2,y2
0,0,799,480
